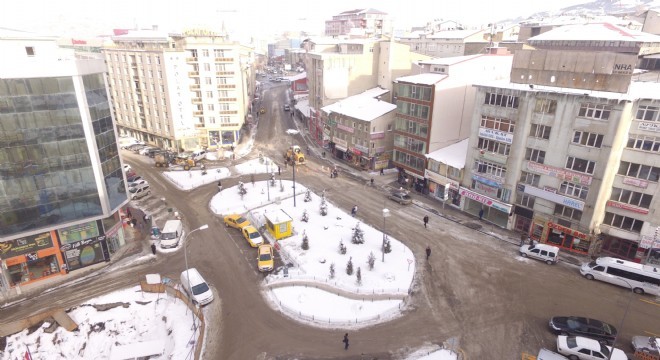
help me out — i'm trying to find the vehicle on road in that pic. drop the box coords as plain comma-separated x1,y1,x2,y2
191,150,207,162
537,348,568,360
549,316,617,344
123,164,132,173
556,335,626,360
580,257,660,295
224,214,250,230
285,145,305,165
128,184,151,200
388,190,412,205
283,104,290,111
180,268,214,305
519,243,559,265
632,335,659,355
154,152,172,167
242,226,264,247
257,244,274,272
160,220,183,249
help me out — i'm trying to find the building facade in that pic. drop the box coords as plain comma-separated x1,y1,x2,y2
104,29,255,152
324,8,389,37
396,29,488,58
0,30,130,292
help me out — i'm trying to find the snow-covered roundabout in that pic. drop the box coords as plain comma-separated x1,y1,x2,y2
209,160,416,329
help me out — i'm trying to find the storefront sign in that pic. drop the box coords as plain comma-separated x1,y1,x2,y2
354,144,368,153
59,235,106,252
639,235,658,249
527,161,593,185
521,184,585,211
332,137,347,148
472,174,502,188
622,176,649,188
336,124,354,133
478,127,514,144
606,200,649,214
547,222,588,240
63,236,108,271
58,221,100,245
25,253,39,262
474,181,499,198
350,147,362,156
0,232,54,259
638,122,660,132
370,132,385,140
424,170,459,188
459,188,512,213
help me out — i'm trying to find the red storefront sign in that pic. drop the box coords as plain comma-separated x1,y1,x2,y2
547,222,588,240
606,200,649,214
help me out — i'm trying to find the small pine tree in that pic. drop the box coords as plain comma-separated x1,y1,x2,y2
351,222,365,244
383,237,392,254
301,231,309,250
346,257,353,275
304,189,312,202
270,173,276,187
320,199,328,216
356,267,362,286
338,240,347,255
329,263,335,279
367,252,376,270
301,209,309,222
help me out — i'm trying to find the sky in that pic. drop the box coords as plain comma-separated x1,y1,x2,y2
1,0,589,37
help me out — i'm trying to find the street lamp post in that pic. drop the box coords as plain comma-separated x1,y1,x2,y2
183,224,209,333
607,279,634,360
382,208,390,262
286,129,299,207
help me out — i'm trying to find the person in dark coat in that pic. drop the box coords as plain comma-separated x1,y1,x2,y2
343,333,349,350
217,181,222,192
426,245,431,260
423,215,429,229
479,208,484,220
351,205,358,217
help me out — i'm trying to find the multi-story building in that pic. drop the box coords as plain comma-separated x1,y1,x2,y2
396,29,489,58
321,88,396,170
104,28,254,152
463,23,660,263
391,52,514,193
324,9,389,37
0,29,130,292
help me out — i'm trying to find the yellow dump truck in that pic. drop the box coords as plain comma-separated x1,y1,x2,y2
285,145,305,165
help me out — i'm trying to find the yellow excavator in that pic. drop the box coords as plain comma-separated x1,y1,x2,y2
285,145,305,165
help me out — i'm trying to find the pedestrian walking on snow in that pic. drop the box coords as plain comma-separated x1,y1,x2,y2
423,215,429,229
343,333,349,350
351,205,358,217
217,181,222,192
426,245,431,260
278,166,281,176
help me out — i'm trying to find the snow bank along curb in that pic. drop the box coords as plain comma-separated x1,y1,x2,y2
0,307,77,338
263,277,408,301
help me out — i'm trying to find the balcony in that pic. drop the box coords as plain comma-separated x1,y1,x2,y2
193,110,204,116
194,124,205,128
192,98,203,104
217,84,236,89
188,71,200,77
216,71,235,76
215,57,234,62
190,84,201,90
186,57,198,63
218,98,237,102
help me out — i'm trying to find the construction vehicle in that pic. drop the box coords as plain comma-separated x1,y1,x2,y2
165,155,195,171
285,145,305,165
154,152,171,168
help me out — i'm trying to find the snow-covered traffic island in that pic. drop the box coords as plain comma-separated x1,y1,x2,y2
208,159,416,328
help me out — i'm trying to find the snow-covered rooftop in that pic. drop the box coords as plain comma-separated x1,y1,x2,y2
419,54,484,66
359,87,390,98
321,96,396,122
395,73,447,85
475,79,660,101
295,98,311,117
427,29,484,40
425,138,469,169
112,29,170,41
285,72,306,81
528,23,660,43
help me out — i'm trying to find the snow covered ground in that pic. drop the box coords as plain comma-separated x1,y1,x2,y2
161,157,276,191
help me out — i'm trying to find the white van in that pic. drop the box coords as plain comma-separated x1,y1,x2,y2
180,268,214,306
160,220,183,249
519,243,559,265
192,150,207,162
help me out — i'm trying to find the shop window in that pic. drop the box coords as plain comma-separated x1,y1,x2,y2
7,255,60,286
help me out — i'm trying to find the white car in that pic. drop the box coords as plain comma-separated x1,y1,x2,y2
123,164,132,173
139,146,156,155
557,336,627,360
128,179,148,188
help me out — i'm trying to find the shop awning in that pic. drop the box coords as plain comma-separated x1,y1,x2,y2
335,145,347,152
426,138,469,170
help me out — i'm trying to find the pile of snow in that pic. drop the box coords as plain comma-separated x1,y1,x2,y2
163,168,231,191
233,156,278,175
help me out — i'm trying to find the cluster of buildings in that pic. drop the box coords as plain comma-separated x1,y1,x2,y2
3,6,660,294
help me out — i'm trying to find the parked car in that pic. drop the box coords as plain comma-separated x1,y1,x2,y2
139,146,157,156
388,190,412,205
556,335,627,360
128,179,148,188
257,244,274,272
146,148,161,158
549,316,617,344
130,145,147,153
123,164,132,173
283,104,290,111
519,243,559,265
128,184,151,200
537,348,568,360
242,225,264,247
632,336,659,355
126,175,142,183
224,214,250,230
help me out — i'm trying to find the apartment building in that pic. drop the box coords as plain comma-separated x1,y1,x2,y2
104,29,254,152
324,8,389,37
0,30,130,292
396,29,489,58
391,53,514,192
463,24,660,262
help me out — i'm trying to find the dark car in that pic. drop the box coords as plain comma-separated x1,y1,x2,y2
126,175,142,183
549,316,617,344
283,104,290,111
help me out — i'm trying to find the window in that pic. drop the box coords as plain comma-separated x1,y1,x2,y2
25,46,35,56
474,160,506,178
627,135,660,153
610,187,652,209
481,116,515,132
525,148,546,164
208,116,215,124
530,124,551,139
520,171,540,187
635,105,660,122
484,92,519,109
157,71,162,79
578,103,611,120
534,98,557,114
554,204,582,221
207,104,214,111
202,49,209,57
560,182,589,200
215,64,226,72
517,193,536,208
205,77,212,85
397,102,430,119
603,212,643,233
618,161,660,182
206,91,213,98
203,63,211,71
566,156,596,175
573,131,603,148
219,116,231,123
190,49,198,57
477,138,510,155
